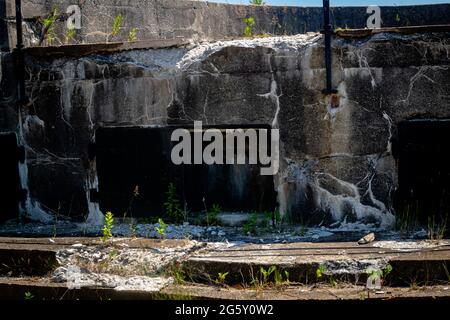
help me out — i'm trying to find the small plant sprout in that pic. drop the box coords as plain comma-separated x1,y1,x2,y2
284,271,290,284
155,218,167,239
24,292,34,300
366,264,393,289
261,211,272,229
216,272,229,285
243,212,258,235
383,264,393,277
395,200,420,233
442,263,450,282
130,222,137,237
128,27,138,42
427,214,447,240
243,17,255,37
299,225,307,237
43,7,59,45
168,262,187,284
271,15,281,33
65,27,76,43
274,209,282,227
316,263,337,286
249,0,265,5
123,185,139,220
329,276,338,287
108,248,118,259
206,203,222,226
102,211,114,241
111,14,124,37
53,203,61,238
316,264,327,279
259,265,276,286
164,183,184,223
274,268,290,286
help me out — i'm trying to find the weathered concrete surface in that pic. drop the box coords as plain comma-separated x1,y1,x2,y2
185,240,450,285
163,283,450,300
0,277,178,299
0,237,196,276
1,237,450,288
0,236,194,248
1,237,450,299
2,0,450,50
1,277,450,300
2,29,449,228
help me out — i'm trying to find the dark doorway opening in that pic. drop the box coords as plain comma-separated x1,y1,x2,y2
396,119,450,224
95,126,277,220
0,133,23,223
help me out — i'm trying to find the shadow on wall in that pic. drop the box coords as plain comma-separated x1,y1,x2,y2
94,126,277,219
0,133,24,223
394,119,450,225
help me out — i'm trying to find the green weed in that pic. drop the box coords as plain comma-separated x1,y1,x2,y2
243,212,258,235
128,27,138,42
155,218,167,239
243,17,255,37
163,183,184,223
102,211,114,241
216,272,229,285
111,14,124,37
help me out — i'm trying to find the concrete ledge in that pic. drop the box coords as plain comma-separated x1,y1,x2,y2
184,241,450,286
336,24,450,38
23,38,190,57
0,238,450,299
3,1,450,50
0,277,178,300
1,277,450,300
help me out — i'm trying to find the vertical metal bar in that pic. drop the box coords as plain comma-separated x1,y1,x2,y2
322,0,337,94
14,0,26,104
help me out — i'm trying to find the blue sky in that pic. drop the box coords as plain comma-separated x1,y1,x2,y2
206,0,450,7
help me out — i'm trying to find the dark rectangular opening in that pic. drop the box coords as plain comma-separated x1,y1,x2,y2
0,133,22,223
95,126,277,220
397,119,450,223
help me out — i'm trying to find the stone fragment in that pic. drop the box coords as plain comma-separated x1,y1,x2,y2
358,233,375,245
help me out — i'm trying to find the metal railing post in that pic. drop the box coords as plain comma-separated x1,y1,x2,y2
321,0,337,94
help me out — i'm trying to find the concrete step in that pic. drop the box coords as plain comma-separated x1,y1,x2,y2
0,237,192,276
0,277,172,300
1,237,450,291
1,277,450,300
184,241,450,286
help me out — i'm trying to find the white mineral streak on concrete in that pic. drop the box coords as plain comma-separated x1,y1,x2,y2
17,112,54,223
278,162,395,229
382,111,393,153
323,258,389,275
84,175,104,226
177,33,322,71
52,267,173,292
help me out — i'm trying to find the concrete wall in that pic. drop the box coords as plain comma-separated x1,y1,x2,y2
1,28,449,228
2,0,450,50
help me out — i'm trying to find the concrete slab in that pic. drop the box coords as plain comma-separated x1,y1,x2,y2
185,240,450,285
163,283,450,301
1,238,450,287
1,277,450,300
